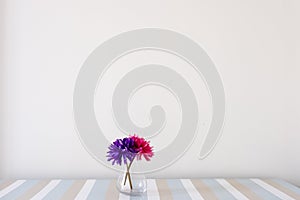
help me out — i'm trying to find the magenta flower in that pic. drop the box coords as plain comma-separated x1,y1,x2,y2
130,135,154,161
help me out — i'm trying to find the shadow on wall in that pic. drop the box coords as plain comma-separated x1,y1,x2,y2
0,0,6,177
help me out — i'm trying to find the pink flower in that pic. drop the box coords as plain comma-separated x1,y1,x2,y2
130,135,154,161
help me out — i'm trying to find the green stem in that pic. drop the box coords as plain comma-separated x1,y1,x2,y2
127,171,133,190
123,169,128,186
123,157,135,190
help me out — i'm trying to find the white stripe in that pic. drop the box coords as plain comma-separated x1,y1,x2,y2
119,193,130,200
147,179,160,200
251,179,295,200
74,179,96,200
217,179,249,200
0,180,26,198
31,179,61,200
180,179,204,200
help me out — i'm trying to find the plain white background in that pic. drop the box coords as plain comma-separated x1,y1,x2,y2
1,0,300,185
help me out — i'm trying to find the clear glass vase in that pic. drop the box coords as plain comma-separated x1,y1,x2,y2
116,172,147,195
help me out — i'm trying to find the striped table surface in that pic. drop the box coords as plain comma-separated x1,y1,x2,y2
0,179,299,200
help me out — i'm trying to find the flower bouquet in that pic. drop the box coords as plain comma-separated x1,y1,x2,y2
107,135,154,194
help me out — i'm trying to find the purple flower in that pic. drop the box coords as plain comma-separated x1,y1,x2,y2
106,137,138,165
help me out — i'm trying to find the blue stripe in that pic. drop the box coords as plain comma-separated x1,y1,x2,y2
236,179,281,200
87,180,110,200
166,179,192,200
272,179,300,195
1,180,38,200
202,179,236,200
43,180,73,200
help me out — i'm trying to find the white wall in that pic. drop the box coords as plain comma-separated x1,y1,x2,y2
1,0,300,185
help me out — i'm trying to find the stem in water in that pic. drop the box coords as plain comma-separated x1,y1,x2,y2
123,158,135,190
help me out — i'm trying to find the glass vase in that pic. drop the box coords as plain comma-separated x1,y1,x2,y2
116,171,147,195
